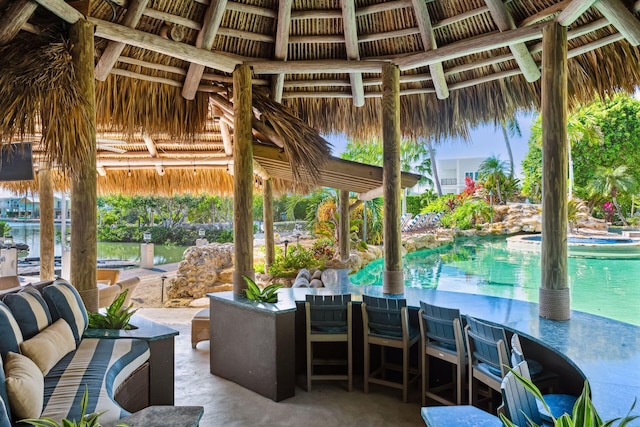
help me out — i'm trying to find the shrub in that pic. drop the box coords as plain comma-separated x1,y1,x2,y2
311,238,336,259
97,226,234,246
268,244,322,278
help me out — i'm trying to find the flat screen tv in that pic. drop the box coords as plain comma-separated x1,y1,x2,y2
0,143,34,181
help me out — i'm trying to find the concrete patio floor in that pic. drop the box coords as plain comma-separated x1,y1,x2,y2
136,308,424,426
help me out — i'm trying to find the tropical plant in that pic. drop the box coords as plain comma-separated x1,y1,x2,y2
243,276,283,303
588,165,637,226
499,368,638,427
88,289,137,330
478,156,509,204
268,244,322,278
567,198,588,233
20,387,129,427
498,118,521,178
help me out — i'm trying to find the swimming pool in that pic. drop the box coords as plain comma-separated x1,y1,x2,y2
349,237,640,326
507,234,640,258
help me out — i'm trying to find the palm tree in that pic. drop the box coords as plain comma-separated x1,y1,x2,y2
588,165,637,226
499,118,521,178
426,139,442,196
478,156,509,204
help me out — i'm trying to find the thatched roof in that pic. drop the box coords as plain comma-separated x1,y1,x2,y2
1,0,639,194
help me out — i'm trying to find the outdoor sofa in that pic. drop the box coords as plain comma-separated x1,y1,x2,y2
0,279,151,426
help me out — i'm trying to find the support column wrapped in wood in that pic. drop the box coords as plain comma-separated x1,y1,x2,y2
263,178,274,273
339,189,350,261
232,64,254,293
382,63,403,295
38,162,55,281
70,19,98,311
540,22,569,321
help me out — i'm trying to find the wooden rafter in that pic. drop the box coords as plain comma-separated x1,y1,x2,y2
341,0,365,107
556,0,597,26
594,0,640,46
0,0,38,45
142,133,165,175
484,0,541,82
94,0,148,81
411,0,448,99
271,0,292,102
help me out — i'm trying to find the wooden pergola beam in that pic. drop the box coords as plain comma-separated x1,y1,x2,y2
411,0,449,99
341,0,365,107
484,0,541,82
0,0,38,45
32,0,83,23
182,0,228,100
595,0,640,46
97,157,233,167
94,0,148,81
271,0,292,102
556,0,598,26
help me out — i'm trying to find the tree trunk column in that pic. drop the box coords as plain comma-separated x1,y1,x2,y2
263,178,274,273
540,22,570,321
382,63,403,294
70,19,98,312
339,189,350,261
233,64,254,293
38,162,55,281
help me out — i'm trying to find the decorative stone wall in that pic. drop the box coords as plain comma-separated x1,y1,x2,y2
166,243,235,300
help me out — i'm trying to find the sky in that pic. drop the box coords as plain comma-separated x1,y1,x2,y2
326,112,536,179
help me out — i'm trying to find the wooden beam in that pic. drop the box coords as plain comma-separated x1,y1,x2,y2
94,0,148,81
522,0,571,27
90,18,240,73
357,0,412,17
556,0,597,26
220,120,233,155
271,0,292,102
97,166,107,176
233,64,254,293
595,0,640,46
142,133,158,156
484,0,541,82
97,157,233,167
0,0,38,45
182,0,228,100
341,0,365,106
395,24,544,71
32,0,83,23
382,63,403,295
411,0,448,99
540,22,569,320
69,18,98,311
38,161,55,280
358,186,384,201
249,59,389,74
227,1,276,18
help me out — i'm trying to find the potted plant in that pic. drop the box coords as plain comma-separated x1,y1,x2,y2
243,276,282,303
88,289,137,330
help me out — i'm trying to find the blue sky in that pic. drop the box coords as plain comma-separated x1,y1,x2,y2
325,112,536,179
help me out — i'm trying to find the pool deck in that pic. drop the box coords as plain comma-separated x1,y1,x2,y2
239,269,640,422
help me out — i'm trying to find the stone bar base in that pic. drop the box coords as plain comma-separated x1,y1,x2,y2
539,287,570,321
383,270,404,295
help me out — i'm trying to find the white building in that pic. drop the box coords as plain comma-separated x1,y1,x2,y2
436,157,485,194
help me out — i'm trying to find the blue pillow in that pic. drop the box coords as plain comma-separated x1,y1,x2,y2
42,281,88,344
4,290,53,340
0,302,23,359
0,356,11,425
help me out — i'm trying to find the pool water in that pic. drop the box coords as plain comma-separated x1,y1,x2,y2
349,237,640,326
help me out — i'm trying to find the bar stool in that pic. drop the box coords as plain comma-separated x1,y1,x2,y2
362,295,420,402
419,301,467,406
305,294,352,392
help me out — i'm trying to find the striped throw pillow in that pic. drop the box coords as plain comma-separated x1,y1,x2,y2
42,281,88,345
4,291,53,340
0,302,24,359
0,342,13,425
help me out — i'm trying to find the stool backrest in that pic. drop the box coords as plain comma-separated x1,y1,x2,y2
419,301,464,352
501,361,542,426
305,294,351,333
465,315,510,377
363,295,406,338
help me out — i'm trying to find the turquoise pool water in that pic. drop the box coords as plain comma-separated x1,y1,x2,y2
349,237,640,326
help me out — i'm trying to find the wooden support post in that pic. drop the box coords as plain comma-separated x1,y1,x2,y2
233,64,254,294
38,162,55,281
540,22,569,321
382,63,403,295
339,189,350,261
69,19,98,311
263,178,275,273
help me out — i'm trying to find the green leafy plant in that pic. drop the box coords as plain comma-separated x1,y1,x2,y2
21,387,129,427
243,276,282,303
88,289,137,330
499,368,638,427
268,244,322,278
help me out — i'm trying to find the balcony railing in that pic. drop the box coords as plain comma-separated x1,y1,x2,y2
440,178,457,185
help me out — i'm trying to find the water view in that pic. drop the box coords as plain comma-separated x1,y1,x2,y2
7,222,187,265
350,237,640,326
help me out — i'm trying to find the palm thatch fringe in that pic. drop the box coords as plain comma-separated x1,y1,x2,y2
0,33,92,174
251,89,331,183
96,75,209,137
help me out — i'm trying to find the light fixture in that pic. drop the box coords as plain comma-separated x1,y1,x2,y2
143,231,152,243
127,169,132,177
198,228,206,238
4,235,12,245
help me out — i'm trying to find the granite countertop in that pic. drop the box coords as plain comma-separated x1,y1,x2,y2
84,315,179,340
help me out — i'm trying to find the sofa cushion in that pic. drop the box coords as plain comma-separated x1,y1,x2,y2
4,352,44,419
4,289,53,340
0,397,11,427
0,301,23,359
20,319,77,376
42,281,88,345
42,338,150,424
0,353,12,425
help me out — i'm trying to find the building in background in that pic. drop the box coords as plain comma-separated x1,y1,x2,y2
437,157,485,194
0,195,68,220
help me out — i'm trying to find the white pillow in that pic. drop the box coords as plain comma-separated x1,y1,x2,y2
4,352,44,419
20,319,76,376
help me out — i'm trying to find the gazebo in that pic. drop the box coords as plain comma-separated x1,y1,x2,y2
2,0,640,320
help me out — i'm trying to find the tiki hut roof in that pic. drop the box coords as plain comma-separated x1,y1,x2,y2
1,0,639,194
